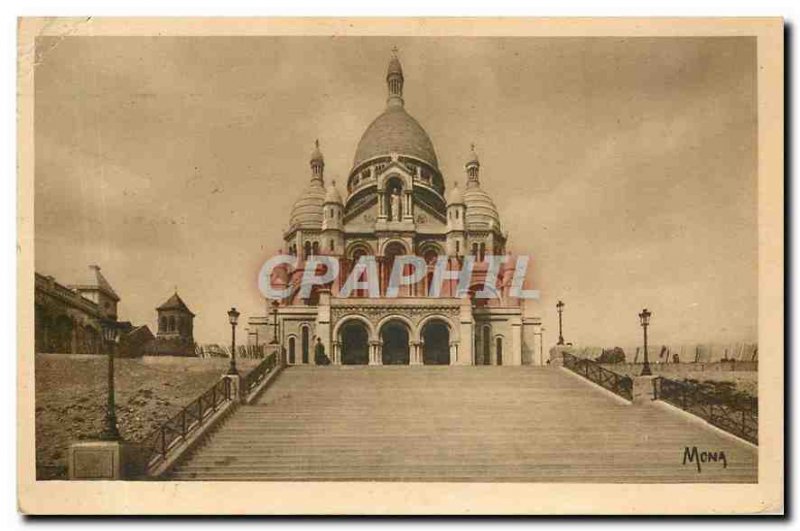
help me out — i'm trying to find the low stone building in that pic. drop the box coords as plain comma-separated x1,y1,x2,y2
34,264,152,356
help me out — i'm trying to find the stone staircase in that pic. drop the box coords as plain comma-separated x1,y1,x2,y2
168,366,757,482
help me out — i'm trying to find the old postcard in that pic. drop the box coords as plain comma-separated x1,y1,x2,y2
17,17,783,514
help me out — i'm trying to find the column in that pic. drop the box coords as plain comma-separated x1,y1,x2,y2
510,317,523,366
449,341,459,365
377,190,387,221
403,191,413,221
410,341,422,365
459,299,474,365
332,341,341,365
369,340,382,365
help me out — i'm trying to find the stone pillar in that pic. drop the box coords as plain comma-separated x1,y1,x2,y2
316,289,331,360
225,373,243,403
510,316,523,366
403,191,413,221
377,190,387,221
458,299,474,365
369,340,382,365
632,376,658,405
449,341,459,365
410,341,422,365
332,341,341,365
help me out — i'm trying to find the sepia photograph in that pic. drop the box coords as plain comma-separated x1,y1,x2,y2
16,17,783,515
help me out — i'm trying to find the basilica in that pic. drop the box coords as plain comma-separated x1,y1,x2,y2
249,52,542,366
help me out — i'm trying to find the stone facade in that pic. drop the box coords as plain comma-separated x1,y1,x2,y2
249,51,542,366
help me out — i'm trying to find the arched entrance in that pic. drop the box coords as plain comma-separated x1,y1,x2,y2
340,321,370,365
422,320,450,365
495,336,504,366
288,336,296,364
52,315,73,354
380,320,410,365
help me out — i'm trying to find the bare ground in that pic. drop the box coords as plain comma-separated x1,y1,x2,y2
35,354,260,480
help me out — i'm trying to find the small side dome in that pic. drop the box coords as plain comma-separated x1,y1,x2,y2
463,186,501,230
447,181,464,205
324,180,343,205
289,179,326,229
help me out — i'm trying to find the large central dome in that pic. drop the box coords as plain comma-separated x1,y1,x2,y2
353,107,438,169
351,51,439,171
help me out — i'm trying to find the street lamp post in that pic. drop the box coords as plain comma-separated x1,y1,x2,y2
100,320,121,441
227,307,240,375
639,308,652,376
556,300,565,346
270,300,279,345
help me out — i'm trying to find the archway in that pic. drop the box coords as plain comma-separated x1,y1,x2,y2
301,326,310,364
84,325,99,354
495,336,504,366
422,320,450,365
52,315,73,353
340,321,370,365
380,320,410,365
385,177,404,221
288,336,296,364
383,241,407,296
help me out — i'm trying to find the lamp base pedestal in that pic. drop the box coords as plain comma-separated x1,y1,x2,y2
632,375,658,405
225,373,243,403
68,440,140,480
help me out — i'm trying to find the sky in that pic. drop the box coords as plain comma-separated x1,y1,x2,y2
33,36,758,346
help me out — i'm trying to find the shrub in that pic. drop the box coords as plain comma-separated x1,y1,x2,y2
595,347,626,364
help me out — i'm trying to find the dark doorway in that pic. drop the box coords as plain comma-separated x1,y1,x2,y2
301,327,310,364
341,321,369,365
496,336,503,366
482,325,492,365
422,320,450,365
380,320,410,365
288,337,296,364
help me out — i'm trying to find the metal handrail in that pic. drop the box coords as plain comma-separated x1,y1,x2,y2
241,352,277,396
140,376,232,469
653,376,758,444
562,352,634,401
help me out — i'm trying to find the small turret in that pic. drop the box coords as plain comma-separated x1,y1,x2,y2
322,180,344,254
446,181,466,257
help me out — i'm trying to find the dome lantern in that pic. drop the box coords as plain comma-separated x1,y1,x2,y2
386,46,404,109
466,143,480,187
310,139,324,181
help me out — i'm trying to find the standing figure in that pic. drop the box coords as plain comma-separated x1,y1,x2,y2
390,189,402,220
314,337,330,365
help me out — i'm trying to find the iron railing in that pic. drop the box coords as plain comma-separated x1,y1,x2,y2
563,352,634,401
242,352,277,397
653,376,758,444
140,376,232,469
